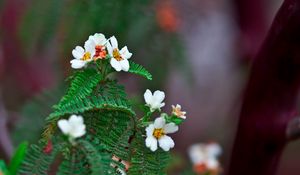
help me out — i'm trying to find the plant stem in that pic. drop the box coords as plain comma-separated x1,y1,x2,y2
227,0,300,174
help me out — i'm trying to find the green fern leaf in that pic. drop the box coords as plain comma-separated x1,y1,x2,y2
128,61,152,80
55,68,103,110
85,110,134,161
128,131,170,175
19,141,64,175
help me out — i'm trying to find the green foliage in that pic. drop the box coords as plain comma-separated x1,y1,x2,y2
129,131,171,175
163,113,184,125
54,68,103,110
8,142,28,175
0,160,8,175
85,110,134,161
19,141,63,175
129,61,152,80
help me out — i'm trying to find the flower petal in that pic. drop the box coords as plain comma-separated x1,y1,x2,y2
58,119,71,135
159,102,165,108
110,36,118,49
69,115,83,126
145,136,158,152
206,158,219,169
158,135,175,151
120,46,132,59
145,124,155,137
70,59,86,69
71,125,86,138
84,40,96,56
120,59,129,72
72,46,84,59
154,117,165,128
206,143,222,158
163,123,178,134
90,33,106,45
110,58,122,71
106,41,113,56
153,90,165,103
144,89,153,105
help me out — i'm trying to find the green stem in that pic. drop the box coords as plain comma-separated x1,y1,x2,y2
138,111,153,127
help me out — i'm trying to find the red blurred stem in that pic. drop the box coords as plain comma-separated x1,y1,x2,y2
227,0,300,175
233,0,267,61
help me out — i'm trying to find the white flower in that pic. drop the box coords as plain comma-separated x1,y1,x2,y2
70,40,96,69
171,104,187,119
144,89,165,112
188,143,222,172
87,33,107,60
58,115,86,139
206,143,222,158
106,36,132,72
145,117,178,152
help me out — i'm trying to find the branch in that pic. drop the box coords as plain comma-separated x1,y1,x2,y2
286,117,300,141
227,0,300,174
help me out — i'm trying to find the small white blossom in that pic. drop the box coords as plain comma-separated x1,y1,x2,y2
171,104,187,119
107,36,132,72
70,40,96,69
58,115,86,139
145,117,178,152
86,33,107,60
144,89,165,112
188,143,222,173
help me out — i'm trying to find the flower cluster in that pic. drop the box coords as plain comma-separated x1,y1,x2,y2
188,142,222,175
70,33,132,72
143,89,186,152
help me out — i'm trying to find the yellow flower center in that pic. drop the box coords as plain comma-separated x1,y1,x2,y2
112,48,123,61
153,128,165,139
81,52,91,61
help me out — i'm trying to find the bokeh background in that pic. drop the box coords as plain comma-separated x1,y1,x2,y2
0,0,299,174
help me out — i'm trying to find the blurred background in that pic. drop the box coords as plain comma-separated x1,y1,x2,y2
0,0,299,174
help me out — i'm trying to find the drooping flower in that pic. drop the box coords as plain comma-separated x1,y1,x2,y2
188,143,222,174
145,117,178,152
70,40,96,69
171,104,187,119
58,115,86,140
144,89,165,112
87,33,107,60
106,36,132,72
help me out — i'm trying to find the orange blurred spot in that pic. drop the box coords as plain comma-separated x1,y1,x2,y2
156,1,179,32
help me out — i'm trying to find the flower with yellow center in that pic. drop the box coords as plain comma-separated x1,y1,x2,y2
106,36,132,72
172,104,187,119
70,40,95,69
145,117,178,152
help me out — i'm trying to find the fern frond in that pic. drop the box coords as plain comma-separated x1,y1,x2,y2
57,147,89,175
128,131,170,175
54,68,103,110
19,141,64,175
77,140,105,175
42,81,135,140
84,110,134,161
128,61,152,80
